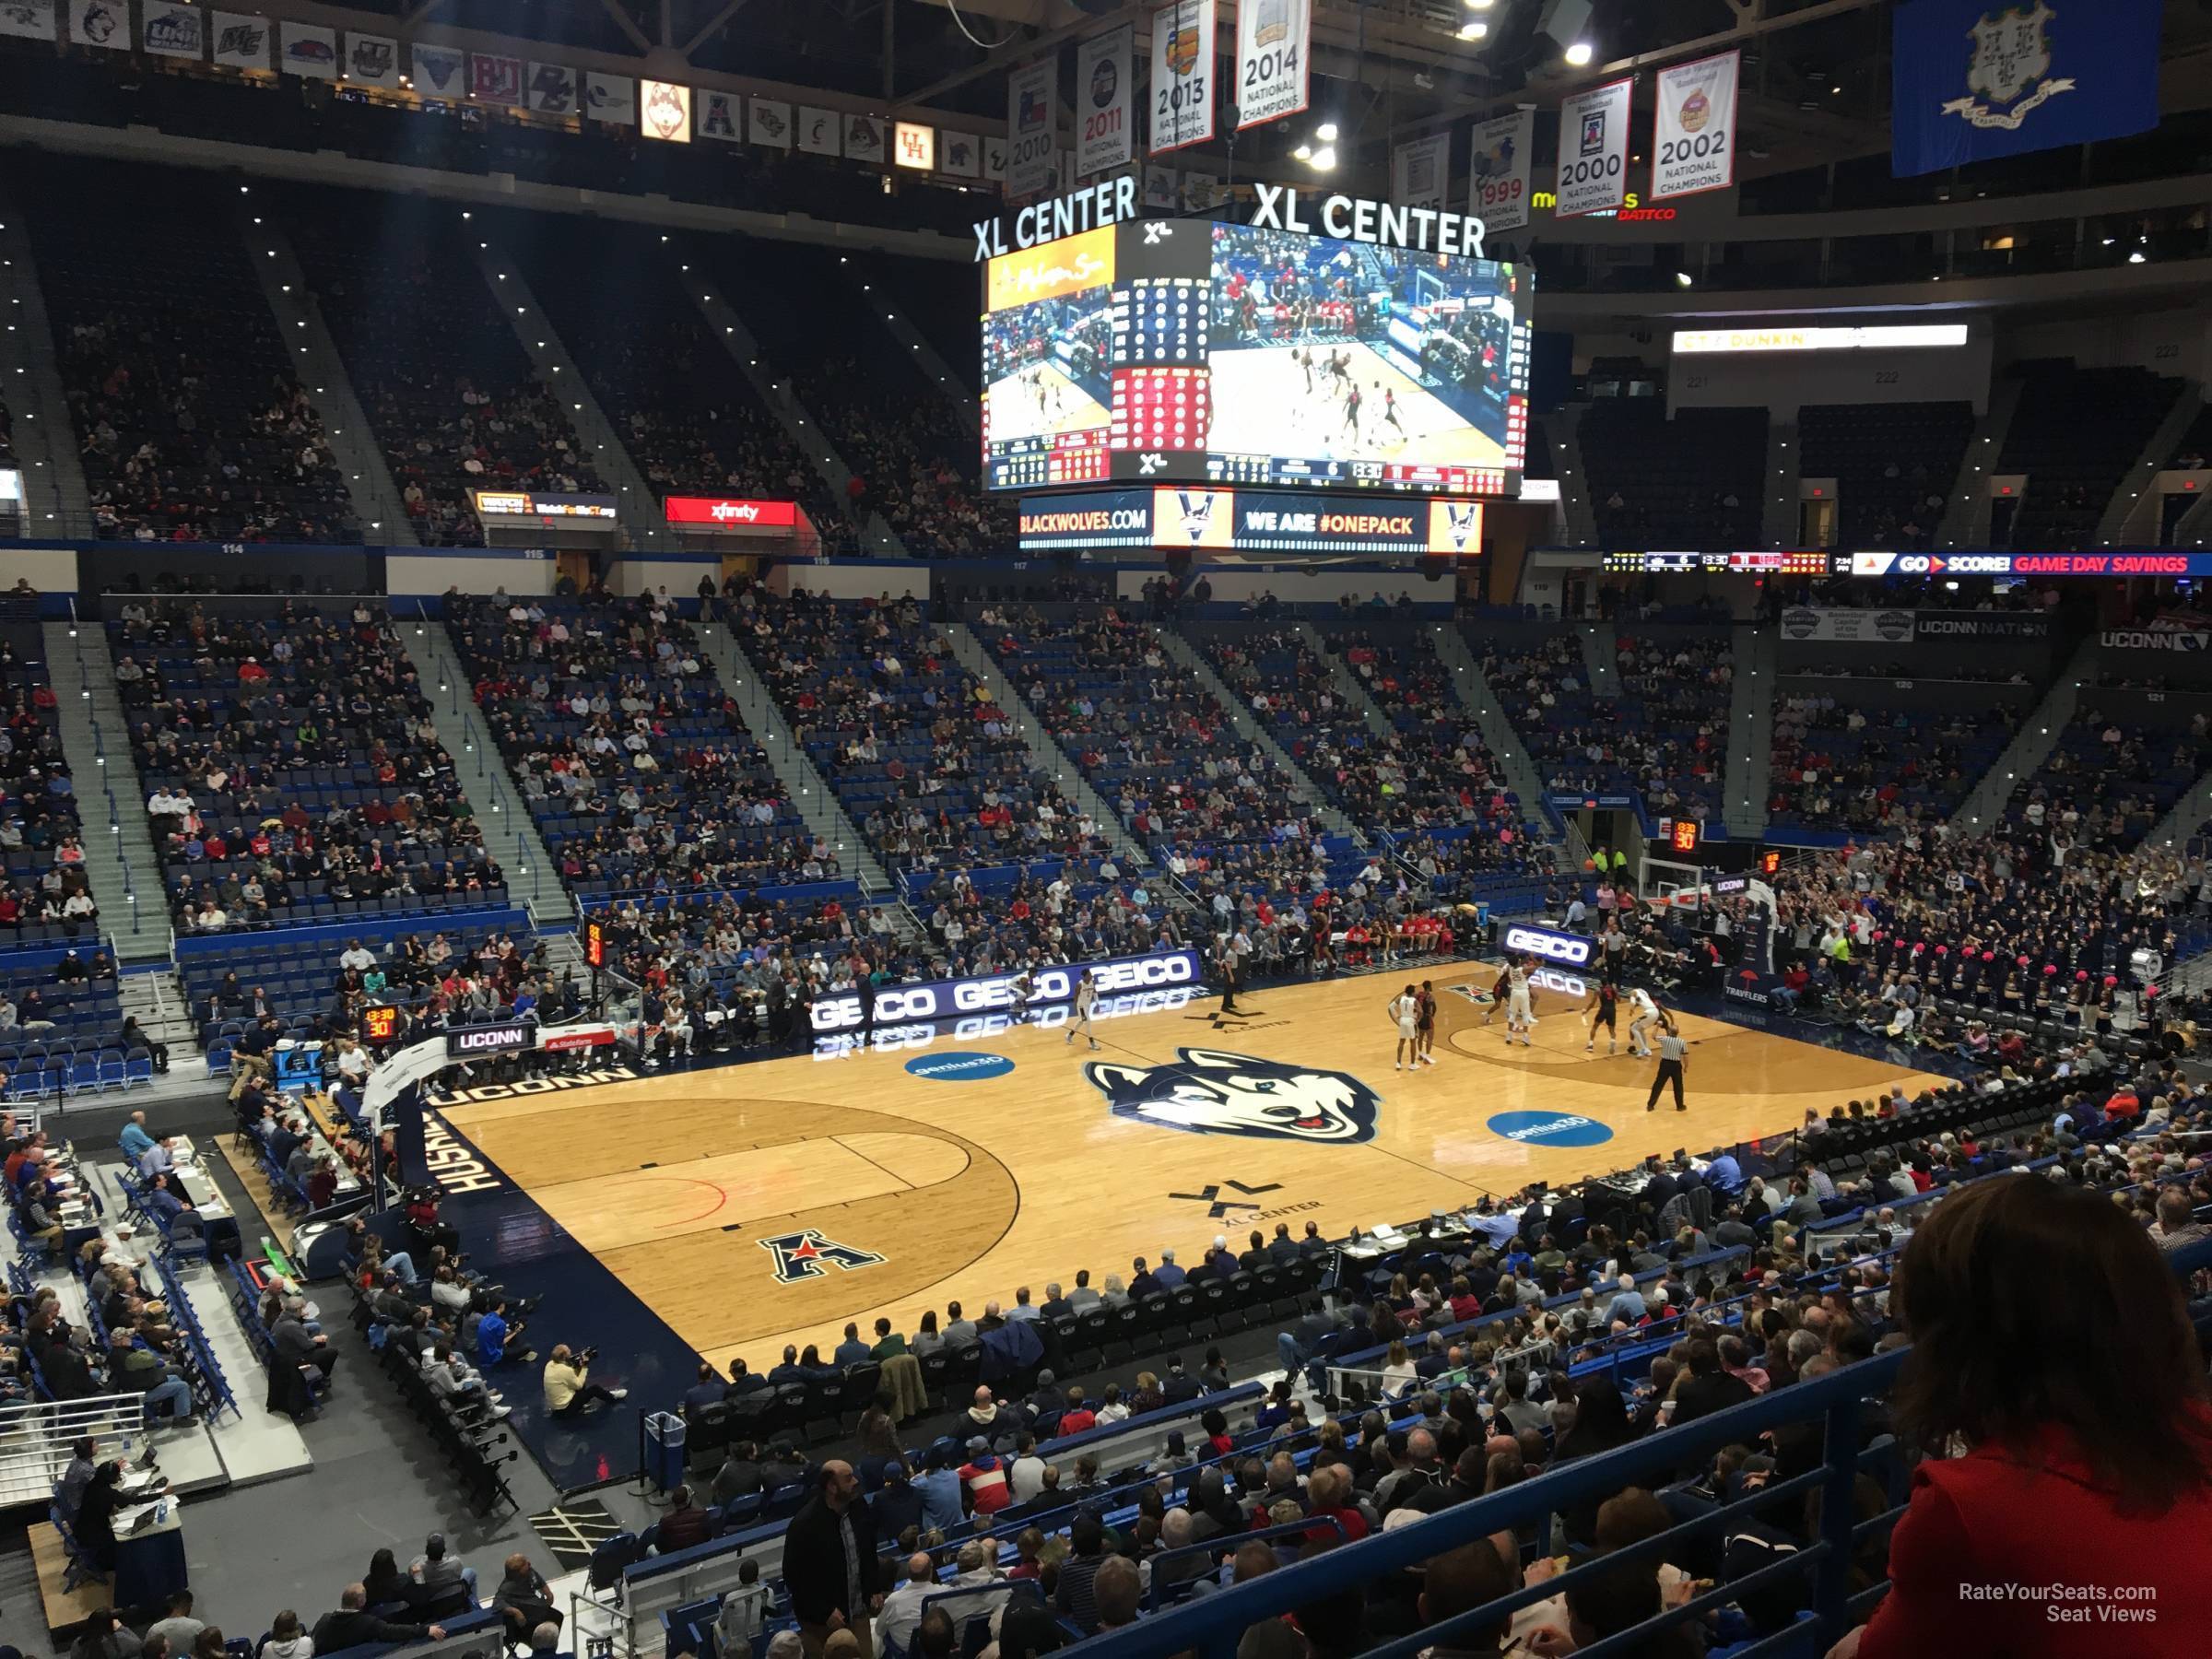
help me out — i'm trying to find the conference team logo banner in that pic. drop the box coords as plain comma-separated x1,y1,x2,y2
0,1,58,43
347,32,400,87
941,132,982,178
139,1,203,58
67,0,124,50
1555,77,1631,217
798,106,841,158
1892,0,2159,176
750,96,793,149
211,10,270,70
281,20,337,78
1149,0,1217,156
412,43,464,96
470,52,523,105
1234,0,1309,131
585,71,635,125
1652,49,1737,200
1468,109,1535,234
1392,131,1451,214
1076,25,1135,175
641,78,690,143
844,113,886,162
1007,55,1058,196
699,89,742,143
527,62,578,114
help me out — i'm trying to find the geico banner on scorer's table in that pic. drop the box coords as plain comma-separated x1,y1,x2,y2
1234,0,1308,130
808,948,1203,1032
1891,0,2159,177
1076,25,1135,176
1016,487,1484,555
1149,0,1218,156
1555,77,1632,218
471,489,619,520
1651,49,1737,201
663,496,800,529
1007,55,1057,196
1469,109,1535,235
1498,922,1594,968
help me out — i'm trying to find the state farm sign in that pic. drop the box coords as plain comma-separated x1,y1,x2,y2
664,496,800,529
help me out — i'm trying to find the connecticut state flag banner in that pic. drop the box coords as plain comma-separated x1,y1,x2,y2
1891,0,2160,176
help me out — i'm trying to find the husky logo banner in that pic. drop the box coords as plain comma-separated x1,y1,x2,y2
1892,0,2159,176
1087,1047,1382,1144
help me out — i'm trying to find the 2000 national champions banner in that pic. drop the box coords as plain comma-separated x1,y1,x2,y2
1555,77,1632,218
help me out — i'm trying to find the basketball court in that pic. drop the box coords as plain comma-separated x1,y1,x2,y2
1206,342,1509,469
982,361,1109,445
434,961,1947,1375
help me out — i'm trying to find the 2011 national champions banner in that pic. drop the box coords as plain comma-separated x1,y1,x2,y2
1780,606,2050,643
1891,0,2160,176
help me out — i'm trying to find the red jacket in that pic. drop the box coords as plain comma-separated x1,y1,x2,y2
1860,1422,2212,1658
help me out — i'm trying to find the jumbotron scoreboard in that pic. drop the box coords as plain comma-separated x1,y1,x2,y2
982,205,1534,498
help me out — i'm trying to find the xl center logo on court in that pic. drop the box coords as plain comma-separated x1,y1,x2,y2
1086,1047,1382,1144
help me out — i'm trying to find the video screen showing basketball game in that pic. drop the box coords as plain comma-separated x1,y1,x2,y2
982,225,1117,489
1206,222,1528,488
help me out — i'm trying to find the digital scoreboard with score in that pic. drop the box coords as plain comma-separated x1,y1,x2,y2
584,918,606,970
363,1005,401,1043
1603,550,1832,575
1669,818,1702,854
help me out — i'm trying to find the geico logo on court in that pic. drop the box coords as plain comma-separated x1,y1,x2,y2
1530,968,1587,996
1502,926,1594,966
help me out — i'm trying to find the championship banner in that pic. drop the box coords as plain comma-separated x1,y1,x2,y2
526,62,578,114
940,132,981,178
469,53,523,104
698,89,741,142
0,0,57,42
640,79,689,142
411,44,464,97
347,32,399,86
1555,77,1632,218
1234,0,1308,130
585,70,635,125
1007,56,1057,195
1076,25,1135,176
749,97,793,148
1652,49,1737,200
797,106,840,157
211,11,270,70
280,21,337,77
1891,0,2159,177
1468,109,1535,233
66,0,125,50
1392,132,1450,213
843,113,885,161
1148,0,1217,156
140,1,204,59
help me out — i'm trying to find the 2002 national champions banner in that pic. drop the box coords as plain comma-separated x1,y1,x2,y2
1891,0,2159,176
1652,49,1738,200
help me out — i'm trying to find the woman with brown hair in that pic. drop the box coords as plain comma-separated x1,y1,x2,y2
1838,1174,2212,1658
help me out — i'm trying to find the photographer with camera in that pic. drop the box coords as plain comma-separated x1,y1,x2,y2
543,1341,629,1418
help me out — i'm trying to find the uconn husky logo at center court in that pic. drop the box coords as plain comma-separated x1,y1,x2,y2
1086,1048,1382,1145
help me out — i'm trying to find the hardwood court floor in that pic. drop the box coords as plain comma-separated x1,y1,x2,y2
439,961,1948,1371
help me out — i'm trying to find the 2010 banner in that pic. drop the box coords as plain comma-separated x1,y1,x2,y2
1468,109,1535,234
1234,0,1308,131
1651,49,1737,200
1007,56,1058,196
1075,25,1135,176
1554,77,1632,218
1149,0,1217,156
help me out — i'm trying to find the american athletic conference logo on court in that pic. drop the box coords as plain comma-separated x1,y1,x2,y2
1085,1048,1382,1145
760,1230,886,1283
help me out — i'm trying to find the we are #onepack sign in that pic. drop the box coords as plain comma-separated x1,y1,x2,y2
971,178,1488,261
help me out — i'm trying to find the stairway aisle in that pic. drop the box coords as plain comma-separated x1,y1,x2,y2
1427,625,1567,853
1152,627,1359,841
42,621,164,959
391,615,573,927
1948,633,2098,833
1724,623,1777,840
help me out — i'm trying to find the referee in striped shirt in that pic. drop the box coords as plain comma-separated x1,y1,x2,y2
1646,1018,1688,1112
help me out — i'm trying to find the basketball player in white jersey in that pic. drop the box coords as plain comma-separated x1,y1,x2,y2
1504,959,1535,1047
1627,984,1662,1058
1390,983,1421,1070
1065,970,1100,1051
1009,967,1038,1025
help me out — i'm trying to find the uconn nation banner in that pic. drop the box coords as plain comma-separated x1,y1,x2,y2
1891,0,2160,176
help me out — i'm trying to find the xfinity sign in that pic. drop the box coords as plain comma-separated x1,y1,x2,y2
1501,924,1594,967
